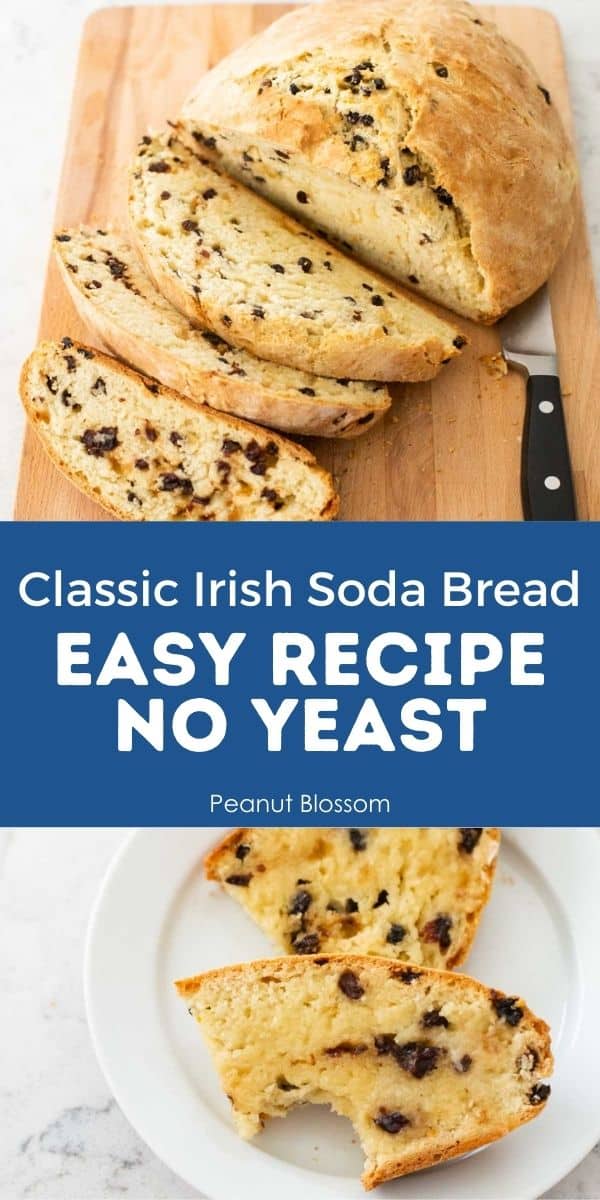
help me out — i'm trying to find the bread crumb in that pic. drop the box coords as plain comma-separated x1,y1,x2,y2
480,353,508,379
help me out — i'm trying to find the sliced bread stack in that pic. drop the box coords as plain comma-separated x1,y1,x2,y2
23,67,472,519
54,227,390,438
176,954,552,1188
25,132,465,518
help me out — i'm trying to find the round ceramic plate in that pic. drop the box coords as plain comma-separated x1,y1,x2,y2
85,828,600,1200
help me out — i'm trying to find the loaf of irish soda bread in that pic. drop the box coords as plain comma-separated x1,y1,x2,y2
180,0,577,322
54,227,391,438
128,131,465,381
176,955,552,1188
205,828,499,968
19,340,338,521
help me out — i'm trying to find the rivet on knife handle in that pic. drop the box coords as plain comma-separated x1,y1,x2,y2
521,375,577,520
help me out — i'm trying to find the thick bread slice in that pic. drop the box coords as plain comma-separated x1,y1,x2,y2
20,340,338,521
180,0,577,322
205,827,499,968
128,131,465,381
54,227,391,438
176,954,553,1189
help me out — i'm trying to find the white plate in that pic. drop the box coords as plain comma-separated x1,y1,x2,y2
84,829,600,1200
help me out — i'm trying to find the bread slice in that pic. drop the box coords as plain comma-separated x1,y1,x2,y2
54,227,391,438
20,339,338,521
205,827,499,969
128,130,465,381
176,954,553,1189
180,0,577,322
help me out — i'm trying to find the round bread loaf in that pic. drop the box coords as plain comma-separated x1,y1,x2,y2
180,0,577,322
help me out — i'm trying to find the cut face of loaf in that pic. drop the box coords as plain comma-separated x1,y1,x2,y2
20,340,338,521
205,827,500,968
128,131,464,381
176,955,553,1189
180,0,577,322
54,227,391,438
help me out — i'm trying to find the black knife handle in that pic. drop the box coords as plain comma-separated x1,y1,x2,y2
521,374,577,521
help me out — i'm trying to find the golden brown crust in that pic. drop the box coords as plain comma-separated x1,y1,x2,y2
19,340,339,521
181,0,577,321
54,233,391,439
204,827,500,970
361,1104,548,1188
446,827,500,968
204,827,253,880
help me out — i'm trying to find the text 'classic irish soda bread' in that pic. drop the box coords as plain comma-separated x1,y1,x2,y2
176,955,552,1188
128,131,465,381
20,340,338,521
180,0,577,322
205,827,500,968
54,227,391,438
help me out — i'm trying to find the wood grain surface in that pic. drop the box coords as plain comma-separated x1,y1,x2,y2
14,4,600,521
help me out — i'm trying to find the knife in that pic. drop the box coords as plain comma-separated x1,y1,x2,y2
502,284,577,520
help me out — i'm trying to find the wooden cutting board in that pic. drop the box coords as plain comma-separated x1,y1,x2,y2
14,4,600,521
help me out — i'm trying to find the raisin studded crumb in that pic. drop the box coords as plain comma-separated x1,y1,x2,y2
276,1075,298,1091
292,932,321,954
386,924,406,945
492,994,524,1026
421,915,453,951
458,828,482,853
338,970,365,999
325,1041,368,1057
288,890,312,915
374,1109,411,1134
81,427,119,456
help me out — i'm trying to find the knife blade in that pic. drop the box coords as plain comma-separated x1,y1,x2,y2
501,284,576,520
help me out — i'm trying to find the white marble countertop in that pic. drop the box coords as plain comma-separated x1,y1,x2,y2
0,826,598,1200
1,0,600,521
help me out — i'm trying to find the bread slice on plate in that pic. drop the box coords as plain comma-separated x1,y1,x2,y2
205,827,500,968
128,130,465,382
19,339,338,521
180,0,577,322
176,954,553,1189
54,227,391,438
